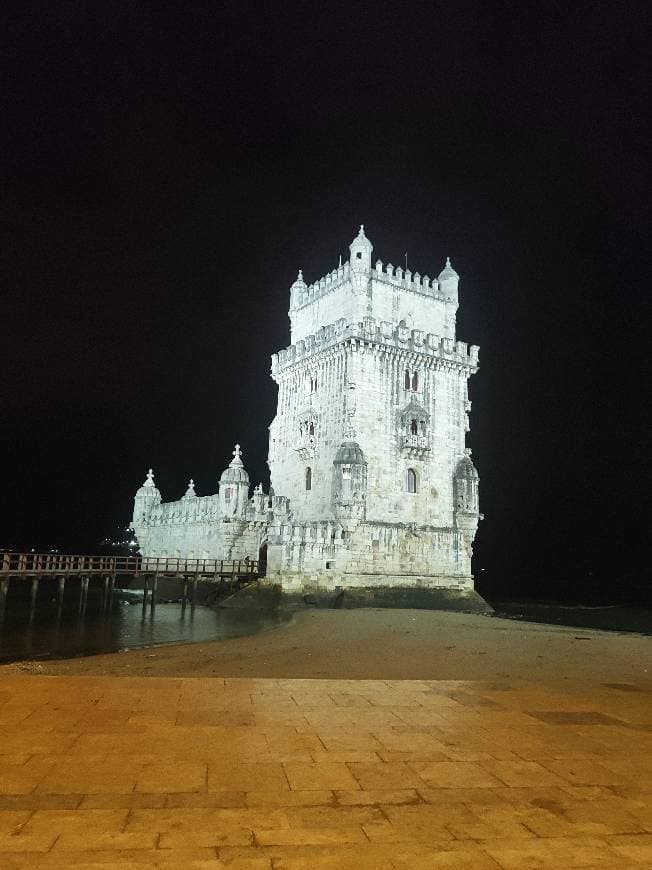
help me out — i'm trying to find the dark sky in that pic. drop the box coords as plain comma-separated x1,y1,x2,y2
2,2,651,600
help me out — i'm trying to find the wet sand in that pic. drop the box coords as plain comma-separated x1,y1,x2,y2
2,609,650,685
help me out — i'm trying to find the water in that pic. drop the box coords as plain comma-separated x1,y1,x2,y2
490,600,652,635
0,586,291,663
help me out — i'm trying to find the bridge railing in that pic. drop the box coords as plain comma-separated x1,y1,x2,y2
1,552,117,574
1,552,259,577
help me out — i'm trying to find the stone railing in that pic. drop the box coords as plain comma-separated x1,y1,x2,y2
401,434,429,450
272,316,479,374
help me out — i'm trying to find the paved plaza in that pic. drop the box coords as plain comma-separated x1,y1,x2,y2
0,674,650,868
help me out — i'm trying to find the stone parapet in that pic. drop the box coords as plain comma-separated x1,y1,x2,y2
290,258,451,313
272,316,479,376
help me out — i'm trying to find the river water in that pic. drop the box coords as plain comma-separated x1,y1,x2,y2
0,586,291,663
2,582,649,664
489,600,652,635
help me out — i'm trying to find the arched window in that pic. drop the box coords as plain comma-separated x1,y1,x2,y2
410,419,418,435
412,371,419,390
406,468,417,493
305,467,312,491
404,370,411,390
309,421,314,436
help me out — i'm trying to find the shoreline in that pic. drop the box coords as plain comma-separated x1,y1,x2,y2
1,608,650,685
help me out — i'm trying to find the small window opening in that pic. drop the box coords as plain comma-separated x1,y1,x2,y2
224,487,233,501
326,561,334,569
410,419,418,435
342,464,351,479
309,421,314,436
404,370,410,390
406,468,417,493
356,251,362,259
305,467,312,491
412,372,418,390
420,420,426,435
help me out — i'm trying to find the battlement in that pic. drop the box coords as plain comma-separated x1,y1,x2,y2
291,261,351,310
146,494,219,526
291,257,453,312
272,316,479,375
372,260,443,298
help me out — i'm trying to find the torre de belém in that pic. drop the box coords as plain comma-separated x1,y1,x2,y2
132,226,482,592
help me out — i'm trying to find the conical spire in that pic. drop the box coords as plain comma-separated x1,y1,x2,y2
182,478,196,499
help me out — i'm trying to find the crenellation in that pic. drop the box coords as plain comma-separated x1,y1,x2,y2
273,318,478,379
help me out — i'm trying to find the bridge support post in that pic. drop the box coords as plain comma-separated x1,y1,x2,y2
191,577,198,608
29,577,39,623
182,578,189,611
57,577,65,620
142,576,149,616
102,576,110,612
150,573,158,613
79,576,89,615
0,578,9,619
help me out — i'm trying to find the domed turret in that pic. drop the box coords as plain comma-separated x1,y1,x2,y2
333,441,366,465
453,455,480,551
289,269,307,309
332,441,367,523
438,256,459,302
132,468,161,526
454,455,479,482
219,444,250,518
349,225,373,272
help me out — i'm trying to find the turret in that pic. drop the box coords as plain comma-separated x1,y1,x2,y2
181,478,197,501
453,454,480,551
349,225,373,273
218,444,250,519
331,441,367,524
438,257,459,303
289,269,307,311
132,468,161,526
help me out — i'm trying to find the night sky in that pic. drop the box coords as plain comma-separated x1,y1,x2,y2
3,2,650,602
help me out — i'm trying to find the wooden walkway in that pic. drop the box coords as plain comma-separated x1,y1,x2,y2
0,551,261,618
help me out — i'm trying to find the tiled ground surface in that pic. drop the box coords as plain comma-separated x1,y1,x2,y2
0,676,650,868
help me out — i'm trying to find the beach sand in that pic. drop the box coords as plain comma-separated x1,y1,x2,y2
2,609,650,685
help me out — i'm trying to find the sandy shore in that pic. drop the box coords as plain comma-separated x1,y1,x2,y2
1,609,649,685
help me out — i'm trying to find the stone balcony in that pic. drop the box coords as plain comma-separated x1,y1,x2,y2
295,434,316,461
400,434,431,458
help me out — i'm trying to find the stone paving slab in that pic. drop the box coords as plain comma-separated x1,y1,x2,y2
0,675,650,867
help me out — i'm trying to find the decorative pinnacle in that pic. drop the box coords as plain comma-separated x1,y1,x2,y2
230,443,243,466
144,468,155,485
298,269,303,281
446,256,451,267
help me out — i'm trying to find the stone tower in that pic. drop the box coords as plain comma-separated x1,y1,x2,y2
267,226,481,589
131,225,481,592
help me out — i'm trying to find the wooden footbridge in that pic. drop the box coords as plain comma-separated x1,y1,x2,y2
0,551,261,618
